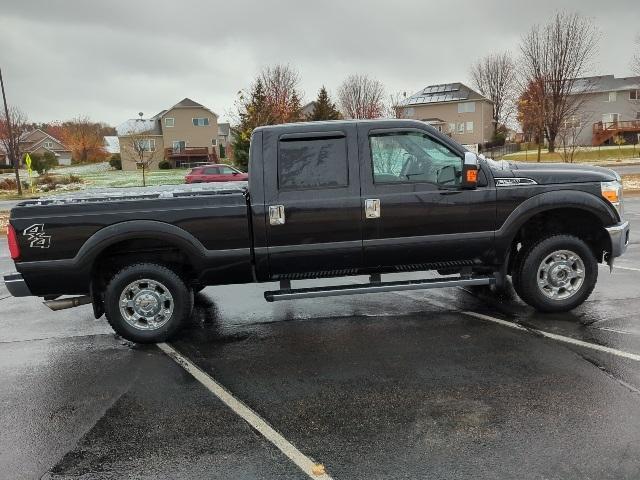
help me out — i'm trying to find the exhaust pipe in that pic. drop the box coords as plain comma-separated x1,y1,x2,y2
44,295,92,311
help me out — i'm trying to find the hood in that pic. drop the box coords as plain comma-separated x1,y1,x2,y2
487,160,618,185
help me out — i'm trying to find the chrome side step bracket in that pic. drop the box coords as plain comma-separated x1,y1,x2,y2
264,275,495,302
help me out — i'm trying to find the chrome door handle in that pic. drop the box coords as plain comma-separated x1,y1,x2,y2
365,199,380,219
269,205,285,225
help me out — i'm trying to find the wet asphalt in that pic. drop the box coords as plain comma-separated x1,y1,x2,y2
0,199,639,480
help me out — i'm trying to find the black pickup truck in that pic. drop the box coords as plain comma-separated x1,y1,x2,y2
4,119,630,342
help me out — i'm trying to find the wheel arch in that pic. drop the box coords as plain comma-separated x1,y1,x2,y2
496,191,616,273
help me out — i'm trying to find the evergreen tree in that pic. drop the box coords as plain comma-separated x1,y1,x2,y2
231,79,271,171
308,86,342,121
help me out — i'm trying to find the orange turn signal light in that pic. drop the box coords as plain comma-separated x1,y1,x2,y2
602,190,619,203
466,169,478,183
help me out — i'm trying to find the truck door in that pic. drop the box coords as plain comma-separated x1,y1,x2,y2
263,125,363,277
358,125,496,269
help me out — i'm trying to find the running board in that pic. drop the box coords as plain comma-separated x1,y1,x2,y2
264,275,495,302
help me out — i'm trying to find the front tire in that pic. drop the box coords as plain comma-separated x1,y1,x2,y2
104,263,193,343
513,235,597,312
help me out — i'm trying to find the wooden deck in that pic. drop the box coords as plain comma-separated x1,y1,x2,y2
592,120,640,146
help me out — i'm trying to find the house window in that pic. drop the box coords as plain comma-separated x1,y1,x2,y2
165,117,175,127
457,123,465,134
43,141,53,148
212,138,218,146
605,92,617,102
630,90,639,100
403,107,415,117
457,102,476,113
602,113,619,125
192,117,209,126
466,121,474,133
448,122,456,133
138,139,156,152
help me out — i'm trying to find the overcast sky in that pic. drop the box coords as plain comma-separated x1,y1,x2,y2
1,0,638,126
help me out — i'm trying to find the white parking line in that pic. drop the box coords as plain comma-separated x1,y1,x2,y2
391,290,640,362
614,265,640,273
421,295,640,362
157,342,333,480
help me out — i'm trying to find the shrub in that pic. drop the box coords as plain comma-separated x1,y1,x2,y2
28,152,58,174
35,174,83,191
109,154,122,170
158,160,172,170
0,178,18,190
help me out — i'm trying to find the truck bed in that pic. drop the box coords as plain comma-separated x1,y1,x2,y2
10,182,254,295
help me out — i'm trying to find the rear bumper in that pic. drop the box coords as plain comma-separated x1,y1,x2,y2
605,221,630,259
3,273,33,297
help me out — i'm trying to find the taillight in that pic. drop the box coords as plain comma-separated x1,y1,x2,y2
7,224,20,261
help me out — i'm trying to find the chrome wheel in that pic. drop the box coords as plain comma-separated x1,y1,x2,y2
119,278,174,331
537,250,585,300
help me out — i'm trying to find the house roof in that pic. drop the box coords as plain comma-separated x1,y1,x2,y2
218,122,231,137
570,74,640,95
162,98,218,117
116,118,162,136
20,129,70,152
400,82,492,106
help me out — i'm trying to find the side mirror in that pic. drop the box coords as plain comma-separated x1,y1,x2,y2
232,171,239,175
461,152,479,189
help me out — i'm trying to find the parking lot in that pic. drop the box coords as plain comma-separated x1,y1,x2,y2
0,198,639,480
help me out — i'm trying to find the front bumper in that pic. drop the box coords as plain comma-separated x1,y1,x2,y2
605,221,630,260
3,273,32,297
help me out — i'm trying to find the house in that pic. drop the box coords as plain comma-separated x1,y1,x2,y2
19,129,73,166
397,83,494,146
566,75,640,146
300,101,315,119
217,122,233,159
117,98,219,171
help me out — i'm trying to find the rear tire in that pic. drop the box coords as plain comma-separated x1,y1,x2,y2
104,263,193,343
513,235,597,312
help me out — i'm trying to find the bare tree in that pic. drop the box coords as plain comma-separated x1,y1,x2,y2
387,91,407,119
259,64,303,123
519,12,599,152
0,105,29,194
338,74,386,119
60,116,108,163
558,112,591,163
126,127,159,187
470,52,516,137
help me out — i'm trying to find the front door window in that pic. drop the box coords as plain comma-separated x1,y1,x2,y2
369,131,462,187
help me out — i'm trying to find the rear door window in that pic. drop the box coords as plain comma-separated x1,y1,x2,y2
204,167,220,175
278,136,348,190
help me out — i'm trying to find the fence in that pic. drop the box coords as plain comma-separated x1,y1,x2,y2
478,143,519,160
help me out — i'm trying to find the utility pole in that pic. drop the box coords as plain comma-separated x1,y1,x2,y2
0,67,22,195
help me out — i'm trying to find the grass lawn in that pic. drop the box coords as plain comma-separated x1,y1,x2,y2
0,162,190,194
80,169,189,188
503,144,640,163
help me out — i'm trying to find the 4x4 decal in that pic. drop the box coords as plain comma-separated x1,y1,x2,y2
23,224,52,249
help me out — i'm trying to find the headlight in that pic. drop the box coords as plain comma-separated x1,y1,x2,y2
601,180,623,218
